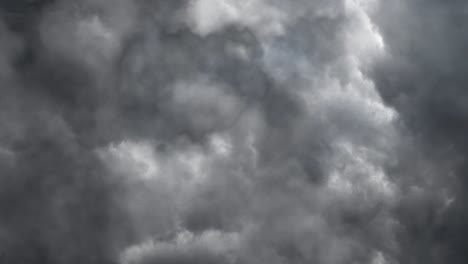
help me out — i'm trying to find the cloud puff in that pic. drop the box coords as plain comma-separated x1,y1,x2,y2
121,229,240,264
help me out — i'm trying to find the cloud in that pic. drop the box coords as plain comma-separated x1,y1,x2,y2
370,1,468,263
0,0,465,264
120,229,240,264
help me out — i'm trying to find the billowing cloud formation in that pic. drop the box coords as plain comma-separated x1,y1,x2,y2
0,0,464,263
371,1,468,263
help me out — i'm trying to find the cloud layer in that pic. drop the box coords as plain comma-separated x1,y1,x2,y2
0,0,465,263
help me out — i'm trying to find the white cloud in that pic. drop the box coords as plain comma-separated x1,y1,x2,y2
209,133,233,157
99,140,159,180
326,140,397,201
120,229,241,264
186,0,286,37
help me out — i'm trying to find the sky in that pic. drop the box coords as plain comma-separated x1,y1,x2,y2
0,0,467,263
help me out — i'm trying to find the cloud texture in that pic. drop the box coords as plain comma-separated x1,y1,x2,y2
0,0,466,263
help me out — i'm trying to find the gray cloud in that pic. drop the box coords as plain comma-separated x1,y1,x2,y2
371,1,468,263
0,0,464,264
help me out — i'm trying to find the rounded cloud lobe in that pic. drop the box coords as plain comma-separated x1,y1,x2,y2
0,0,463,264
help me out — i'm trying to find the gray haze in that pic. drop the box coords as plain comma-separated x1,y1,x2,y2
0,0,466,263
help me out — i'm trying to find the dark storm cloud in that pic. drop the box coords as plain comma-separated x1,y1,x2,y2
371,1,468,263
0,1,133,263
2,0,463,264
0,0,266,262
109,1,401,264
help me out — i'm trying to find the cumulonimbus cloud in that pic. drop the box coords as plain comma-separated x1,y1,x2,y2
0,0,465,263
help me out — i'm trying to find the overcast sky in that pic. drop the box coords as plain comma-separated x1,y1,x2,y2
0,1,467,263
